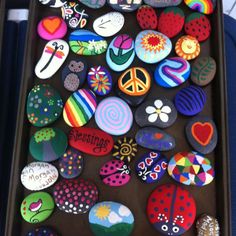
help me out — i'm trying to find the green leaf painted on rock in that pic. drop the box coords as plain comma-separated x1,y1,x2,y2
109,48,134,65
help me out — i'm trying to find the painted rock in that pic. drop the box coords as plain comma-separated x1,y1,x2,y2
61,2,88,29
174,85,206,116
135,98,177,128
116,67,151,106
87,66,112,96
38,0,66,8
136,5,158,30
106,34,135,72
191,57,216,86
95,97,133,136
93,12,124,37
135,30,172,64
69,127,114,156
175,35,200,60
79,0,106,8
100,160,131,187
112,137,138,163
61,58,88,91
107,0,142,12
147,184,196,235
135,127,176,151
26,84,63,127
29,128,68,162
69,30,107,56
144,0,182,8
35,39,69,79
185,116,218,154
53,178,98,214
63,89,97,127
184,0,216,15
21,192,54,223
21,162,58,191
89,201,134,236
136,151,168,184
26,227,58,236
59,147,83,179
196,214,220,236
158,7,185,39
37,16,67,41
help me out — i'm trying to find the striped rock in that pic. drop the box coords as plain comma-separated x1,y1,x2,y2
63,89,97,127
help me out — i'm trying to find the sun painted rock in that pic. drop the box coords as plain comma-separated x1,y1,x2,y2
59,147,83,179
174,85,206,116
106,34,135,72
69,30,107,56
89,201,134,236
26,84,63,127
87,66,112,96
154,57,190,88
35,39,69,79
135,98,177,128
69,127,114,156
21,162,58,191
144,0,182,8
168,151,215,186
147,184,196,235
93,12,124,37
135,127,176,151
39,0,66,8
135,30,172,64
21,192,54,223
79,0,106,8
95,97,133,136
184,0,216,15
186,116,218,154
100,160,131,187
26,227,58,236
107,0,142,12
63,89,97,127
61,58,88,91
61,2,88,29
158,7,185,39
53,178,98,214
136,151,168,184
29,128,68,162
191,57,216,86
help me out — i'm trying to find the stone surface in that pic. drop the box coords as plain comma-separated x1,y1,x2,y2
144,0,182,8
184,0,216,15
26,227,58,236
38,0,66,8
79,0,106,8
107,0,142,12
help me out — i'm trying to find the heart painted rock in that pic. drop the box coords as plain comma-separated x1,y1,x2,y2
61,2,88,29
136,151,168,184
68,127,114,156
26,227,58,236
186,116,218,154
174,85,206,116
21,162,58,191
135,127,176,151
147,184,196,236
100,160,131,187
61,58,88,91
89,201,134,236
79,0,106,8
21,192,54,223
191,57,216,86
107,0,142,12
184,0,216,15
158,7,185,38
87,66,112,96
144,0,182,8
35,39,69,79
29,128,68,162
93,12,125,37
63,89,97,127
38,0,66,8
106,34,135,72
69,30,107,56
37,16,67,40
154,57,190,88
135,30,172,64
168,151,215,186
26,84,63,127
135,98,177,128
53,178,98,214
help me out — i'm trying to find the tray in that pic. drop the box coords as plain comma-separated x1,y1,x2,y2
5,1,231,235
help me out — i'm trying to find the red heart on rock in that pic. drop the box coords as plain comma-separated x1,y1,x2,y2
150,172,158,180
192,122,213,146
146,158,153,166
42,17,62,34
154,165,161,172
161,162,168,169
138,162,145,170
150,152,158,158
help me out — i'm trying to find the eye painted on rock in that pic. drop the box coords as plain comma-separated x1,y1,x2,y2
161,225,168,232
172,226,179,233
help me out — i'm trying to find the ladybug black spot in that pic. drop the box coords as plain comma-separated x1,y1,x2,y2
160,200,164,204
164,208,168,212
180,196,184,200
186,202,191,207
167,193,171,197
189,213,193,217
179,207,184,211
154,207,158,212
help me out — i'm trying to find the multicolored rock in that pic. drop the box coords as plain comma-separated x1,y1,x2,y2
79,0,106,8
38,0,66,8
26,227,58,236
107,0,142,12
184,0,216,15
144,0,182,8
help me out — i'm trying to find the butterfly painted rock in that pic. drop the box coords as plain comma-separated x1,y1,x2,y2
136,151,167,184
38,0,66,8
147,184,196,235
35,40,69,79
100,160,131,187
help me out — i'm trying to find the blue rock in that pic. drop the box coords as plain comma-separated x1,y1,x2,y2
26,227,58,236
144,0,182,8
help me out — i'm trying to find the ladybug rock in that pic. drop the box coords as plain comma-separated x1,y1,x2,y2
147,184,196,235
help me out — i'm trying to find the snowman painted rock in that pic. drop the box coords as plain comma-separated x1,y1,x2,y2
38,0,66,8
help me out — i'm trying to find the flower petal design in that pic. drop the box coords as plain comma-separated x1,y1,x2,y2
146,106,156,114
154,100,163,109
148,113,158,123
159,113,169,123
161,106,171,114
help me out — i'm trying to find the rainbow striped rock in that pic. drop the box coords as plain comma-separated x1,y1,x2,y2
154,57,190,88
184,0,216,15
63,89,97,127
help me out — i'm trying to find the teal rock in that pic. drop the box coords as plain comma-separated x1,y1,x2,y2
79,0,106,8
